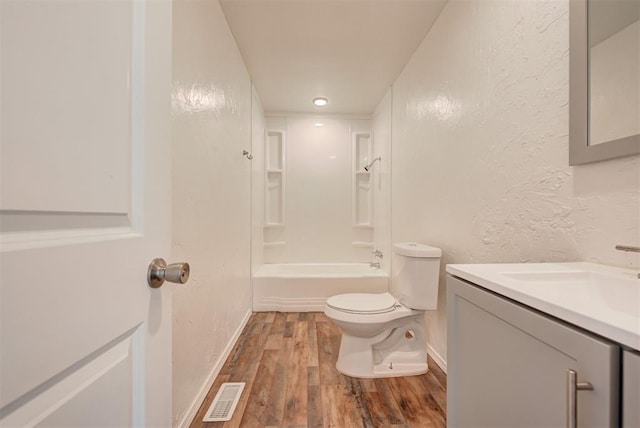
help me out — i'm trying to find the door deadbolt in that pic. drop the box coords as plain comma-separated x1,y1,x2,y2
147,258,190,288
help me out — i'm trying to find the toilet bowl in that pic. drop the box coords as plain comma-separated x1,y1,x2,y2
324,243,442,378
325,292,428,377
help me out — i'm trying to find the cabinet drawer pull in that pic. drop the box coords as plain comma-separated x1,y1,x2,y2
567,369,594,428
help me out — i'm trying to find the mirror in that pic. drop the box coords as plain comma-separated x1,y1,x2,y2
569,0,640,165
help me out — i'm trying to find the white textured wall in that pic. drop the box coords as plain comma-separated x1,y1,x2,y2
263,116,373,263
171,0,252,424
390,0,640,369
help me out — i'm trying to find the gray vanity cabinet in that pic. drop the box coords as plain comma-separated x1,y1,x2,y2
447,276,620,427
623,350,640,427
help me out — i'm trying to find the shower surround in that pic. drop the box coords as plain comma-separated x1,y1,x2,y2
252,113,392,310
262,116,376,263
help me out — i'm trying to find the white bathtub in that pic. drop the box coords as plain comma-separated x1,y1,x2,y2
253,263,389,312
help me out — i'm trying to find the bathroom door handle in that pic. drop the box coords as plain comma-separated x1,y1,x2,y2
147,258,190,288
566,369,593,428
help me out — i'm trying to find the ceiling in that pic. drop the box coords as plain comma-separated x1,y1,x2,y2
220,0,447,115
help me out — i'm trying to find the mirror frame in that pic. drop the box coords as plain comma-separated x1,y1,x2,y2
569,0,640,165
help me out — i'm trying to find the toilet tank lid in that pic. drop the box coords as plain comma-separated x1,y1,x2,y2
394,242,442,258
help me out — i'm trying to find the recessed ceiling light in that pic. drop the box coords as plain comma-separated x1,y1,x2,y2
313,97,328,107
314,122,324,127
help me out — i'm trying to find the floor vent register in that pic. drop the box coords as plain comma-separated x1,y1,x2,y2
202,382,246,422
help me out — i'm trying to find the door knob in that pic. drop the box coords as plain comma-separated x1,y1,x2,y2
147,258,190,288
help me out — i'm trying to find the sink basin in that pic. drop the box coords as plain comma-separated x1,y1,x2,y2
500,269,639,317
503,270,611,283
501,269,636,285
446,262,640,350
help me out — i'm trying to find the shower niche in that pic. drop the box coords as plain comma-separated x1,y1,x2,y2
352,132,374,248
263,129,286,254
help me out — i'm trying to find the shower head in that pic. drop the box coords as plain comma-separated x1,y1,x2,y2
363,157,381,172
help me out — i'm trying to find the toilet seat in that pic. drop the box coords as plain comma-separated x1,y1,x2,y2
326,292,396,314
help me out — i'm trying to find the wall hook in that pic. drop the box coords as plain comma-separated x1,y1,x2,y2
242,150,253,160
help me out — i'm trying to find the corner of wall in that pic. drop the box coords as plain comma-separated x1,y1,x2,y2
176,309,252,428
172,0,255,424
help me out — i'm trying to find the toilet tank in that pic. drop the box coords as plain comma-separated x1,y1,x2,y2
391,242,442,310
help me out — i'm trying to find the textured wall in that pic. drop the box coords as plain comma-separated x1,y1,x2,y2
390,0,640,369
171,0,252,424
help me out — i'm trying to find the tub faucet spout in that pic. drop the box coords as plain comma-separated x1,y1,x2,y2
369,262,381,269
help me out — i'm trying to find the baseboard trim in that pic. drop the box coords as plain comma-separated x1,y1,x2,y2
427,342,447,374
177,309,252,428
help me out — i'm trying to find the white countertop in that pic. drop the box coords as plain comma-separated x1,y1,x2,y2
446,262,640,351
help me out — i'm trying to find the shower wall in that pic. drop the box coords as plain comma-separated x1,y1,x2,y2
372,89,393,273
263,116,375,263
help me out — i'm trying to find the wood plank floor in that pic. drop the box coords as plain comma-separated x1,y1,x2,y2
190,312,446,428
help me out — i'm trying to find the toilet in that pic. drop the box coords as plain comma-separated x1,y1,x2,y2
324,242,442,378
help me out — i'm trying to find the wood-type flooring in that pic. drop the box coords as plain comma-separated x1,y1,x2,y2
190,312,446,428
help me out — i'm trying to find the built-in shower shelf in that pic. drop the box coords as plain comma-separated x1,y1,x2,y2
352,131,374,248
263,241,285,248
265,129,286,230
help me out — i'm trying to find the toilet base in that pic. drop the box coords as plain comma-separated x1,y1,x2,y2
335,315,429,378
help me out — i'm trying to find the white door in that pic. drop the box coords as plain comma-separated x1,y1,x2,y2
0,1,173,427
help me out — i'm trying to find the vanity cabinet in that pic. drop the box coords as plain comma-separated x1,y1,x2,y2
447,275,620,427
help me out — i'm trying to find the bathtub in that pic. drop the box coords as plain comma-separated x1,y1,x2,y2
253,263,389,312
